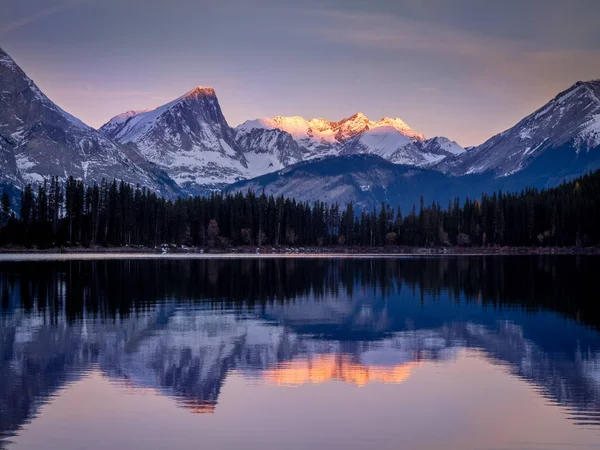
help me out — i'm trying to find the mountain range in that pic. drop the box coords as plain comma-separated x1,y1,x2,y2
228,81,600,209
1,46,599,209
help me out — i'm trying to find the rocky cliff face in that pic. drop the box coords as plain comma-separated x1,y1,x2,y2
0,47,177,197
100,86,248,195
438,80,600,178
101,95,466,195
233,112,463,169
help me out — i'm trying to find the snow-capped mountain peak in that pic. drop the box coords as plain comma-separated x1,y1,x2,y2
100,85,247,194
233,110,463,173
341,112,369,125
0,47,89,131
101,86,219,144
349,112,367,120
235,118,272,133
183,86,217,99
572,80,600,149
334,112,372,139
99,109,152,136
0,46,175,194
373,117,425,141
343,126,414,160
438,79,600,178
271,116,315,139
236,112,424,145
420,136,465,156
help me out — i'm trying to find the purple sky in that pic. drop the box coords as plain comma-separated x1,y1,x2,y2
2,0,600,146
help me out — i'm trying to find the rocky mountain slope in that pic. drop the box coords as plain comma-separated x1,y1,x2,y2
227,154,486,211
100,86,248,194
234,113,465,170
101,100,466,196
231,80,600,207
0,47,178,197
438,80,600,181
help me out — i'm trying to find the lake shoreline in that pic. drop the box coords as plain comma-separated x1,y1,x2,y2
0,244,599,259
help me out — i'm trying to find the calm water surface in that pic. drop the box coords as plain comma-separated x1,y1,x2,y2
0,256,599,449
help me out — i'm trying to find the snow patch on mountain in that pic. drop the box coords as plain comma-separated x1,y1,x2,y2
237,112,424,146
438,80,600,177
107,88,216,144
418,136,465,157
344,126,414,160
234,112,460,174
578,114,600,149
100,109,153,136
0,46,175,196
100,86,247,193
244,152,285,178
373,117,425,141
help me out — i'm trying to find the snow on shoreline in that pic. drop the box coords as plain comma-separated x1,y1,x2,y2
0,253,431,262
0,249,595,262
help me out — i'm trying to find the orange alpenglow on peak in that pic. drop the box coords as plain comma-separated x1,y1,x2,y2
339,112,370,127
184,86,217,98
261,354,422,387
348,112,368,120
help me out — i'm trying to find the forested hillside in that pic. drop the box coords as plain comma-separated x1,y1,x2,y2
0,169,598,249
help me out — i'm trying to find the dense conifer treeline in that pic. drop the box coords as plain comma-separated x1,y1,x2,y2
0,170,599,249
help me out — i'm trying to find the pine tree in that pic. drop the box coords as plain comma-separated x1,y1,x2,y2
0,193,10,225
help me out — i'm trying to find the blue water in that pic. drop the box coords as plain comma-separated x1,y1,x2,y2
0,256,599,449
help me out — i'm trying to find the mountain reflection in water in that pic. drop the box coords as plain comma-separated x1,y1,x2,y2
0,256,599,448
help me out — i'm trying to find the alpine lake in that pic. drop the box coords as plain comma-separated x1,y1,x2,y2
0,255,599,450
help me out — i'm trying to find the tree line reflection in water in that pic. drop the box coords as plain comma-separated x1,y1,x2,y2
0,256,599,447
1,257,599,327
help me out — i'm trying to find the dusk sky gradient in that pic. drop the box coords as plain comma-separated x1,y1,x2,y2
2,0,600,146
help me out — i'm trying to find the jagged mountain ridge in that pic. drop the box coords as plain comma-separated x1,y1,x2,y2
100,86,248,194
101,98,466,194
438,80,600,178
236,113,425,149
0,47,179,198
234,112,465,170
229,80,600,208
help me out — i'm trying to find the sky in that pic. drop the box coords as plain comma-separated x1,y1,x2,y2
2,0,600,146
